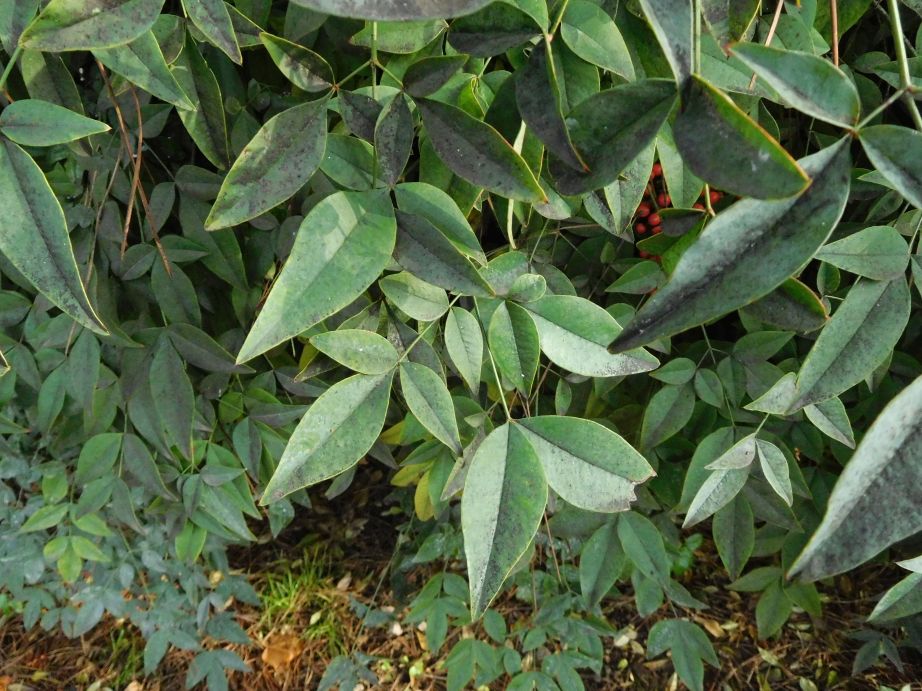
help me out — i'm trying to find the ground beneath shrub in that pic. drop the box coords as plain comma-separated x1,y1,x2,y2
2,480,920,691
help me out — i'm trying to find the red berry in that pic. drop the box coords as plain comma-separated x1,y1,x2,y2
635,222,648,234
647,212,661,226
709,189,722,204
639,250,650,258
652,225,662,234
636,202,651,217
693,202,705,210
651,162,663,177
657,193,670,207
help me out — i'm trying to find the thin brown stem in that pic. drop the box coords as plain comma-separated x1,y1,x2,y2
748,0,785,92
831,0,840,66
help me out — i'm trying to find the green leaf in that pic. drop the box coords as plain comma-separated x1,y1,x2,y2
814,226,909,280
394,211,493,296
448,2,540,57
618,511,670,585
0,0,39,54
0,99,109,146
76,433,122,485
416,98,545,202
170,35,230,170
741,277,829,333
524,295,659,377
684,465,750,528
756,581,791,638
309,329,399,375
291,0,489,20
400,362,462,454
755,440,792,505
321,133,377,190
93,31,194,110
461,423,547,618
869,572,922,622
0,140,106,333
404,54,468,98
237,190,396,363
673,76,809,199
167,323,253,374
380,271,449,322
638,0,693,85
553,80,677,194
731,43,860,126
150,338,194,460
579,519,625,608
182,0,241,64
205,99,328,229
394,183,486,263
517,416,653,513
610,139,850,353
641,383,695,451
507,274,546,303
260,32,333,92
860,125,922,209
647,619,718,691
352,19,446,54
262,372,394,503
713,496,754,580
487,301,539,396
804,396,855,448
20,503,69,533
444,306,483,393
790,375,922,581
561,0,634,79
375,94,414,188
705,434,757,469
19,0,163,51
791,277,910,410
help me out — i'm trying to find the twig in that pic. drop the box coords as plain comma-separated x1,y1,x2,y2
885,0,922,131
748,0,785,92
831,0,840,66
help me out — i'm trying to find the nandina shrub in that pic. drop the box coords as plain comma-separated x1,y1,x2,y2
1,0,922,688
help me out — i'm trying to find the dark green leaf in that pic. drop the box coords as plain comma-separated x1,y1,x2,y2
561,0,634,79
673,76,809,199
404,54,468,98
375,94,414,187
170,35,230,169
260,32,333,92
859,125,922,209
394,210,493,296
515,41,587,172
417,98,544,202
444,306,483,393
150,338,194,460
553,80,677,194
448,2,539,57
640,383,695,451
182,0,241,64
579,520,624,608
379,271,449,321
487,301,539,395
205,99,328,229
638,0,693,85
289,0,492,20
731,43,860,126
713,496,754,580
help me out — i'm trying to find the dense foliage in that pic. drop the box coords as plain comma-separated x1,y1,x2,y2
1,0,922,688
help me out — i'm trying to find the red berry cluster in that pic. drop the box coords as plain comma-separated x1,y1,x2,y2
634,162,723,259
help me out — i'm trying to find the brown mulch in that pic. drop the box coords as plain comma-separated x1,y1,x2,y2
3,474,922,690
